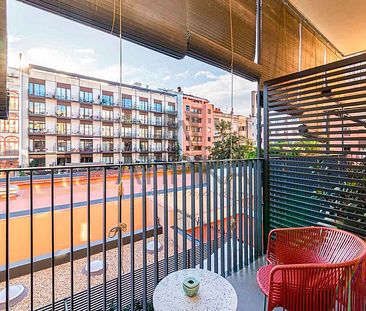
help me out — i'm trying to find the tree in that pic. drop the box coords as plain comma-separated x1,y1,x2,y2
208,120,257,160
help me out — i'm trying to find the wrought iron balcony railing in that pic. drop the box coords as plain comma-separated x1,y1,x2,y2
0,159,263,310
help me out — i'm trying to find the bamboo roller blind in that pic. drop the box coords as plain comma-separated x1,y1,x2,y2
5,0,344,118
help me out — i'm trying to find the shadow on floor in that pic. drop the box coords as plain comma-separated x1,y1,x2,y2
227,257,266,311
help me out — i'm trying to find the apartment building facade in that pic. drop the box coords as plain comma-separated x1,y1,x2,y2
213,108,252,142
0,68,20,168
17,65,179,167
179,94,214,160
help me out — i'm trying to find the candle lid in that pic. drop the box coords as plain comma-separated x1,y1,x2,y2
183,277,200,289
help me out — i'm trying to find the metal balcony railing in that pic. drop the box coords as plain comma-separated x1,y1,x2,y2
0,159,263,310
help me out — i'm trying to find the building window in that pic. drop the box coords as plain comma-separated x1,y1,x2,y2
208,127,211,132
102,110,113,120
0,114,19,133
56,87,71,100
208,118,211,123
80,107,93,119
29,139,46,152
102,125,113,136
29,102,46,115
208,137,211,142
137,99,148,110
102,155,114,164
3,137,18,156
192,108,201,114
56,104,71,117
186,146,189,151
208,109,211,114
57,140,71,152
80,124,93,136
80,90,93,103
185,105,190,111
29,157,45,167
152,101,162,112
9,92,19,111
81,156,93,163
29,82,45,97
122,97,133,108
101,94,114,106
80,139,93,152
102,140,114,152
29,120,46,133
57,122,71,135
167,103,175,112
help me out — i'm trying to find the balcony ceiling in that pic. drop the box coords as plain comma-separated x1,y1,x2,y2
290,0,366,56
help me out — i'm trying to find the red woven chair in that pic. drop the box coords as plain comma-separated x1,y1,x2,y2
257,227,366,311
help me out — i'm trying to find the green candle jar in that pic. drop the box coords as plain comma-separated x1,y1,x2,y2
182,276,200,297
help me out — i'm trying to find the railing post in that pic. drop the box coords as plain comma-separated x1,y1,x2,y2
263,83,270,249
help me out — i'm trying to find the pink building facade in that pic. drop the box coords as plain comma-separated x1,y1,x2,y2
181,95,214,160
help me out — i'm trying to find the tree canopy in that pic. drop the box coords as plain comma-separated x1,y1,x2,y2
208,119,257,160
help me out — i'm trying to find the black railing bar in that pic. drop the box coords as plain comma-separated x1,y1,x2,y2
182,163,187,269
153,165,158,286
213,162,218,273
129,166,135,310
142,166,147,311
163,164,168,276
248,161,254,264
257,160,263,256
253,160,259,260
117,165,122,311
219,162,225,276
87,167,91,309
30,170,34,311
226,161,232,276
173,164,178,271
190,162,196,268
232,161,238,273
244,161,248,266
5,171,9,311
70,168,74,310
0,159,264,173
206,162,211,271
199,162,204,269
238,161,243,270
103,167,107,311
51,169,55,309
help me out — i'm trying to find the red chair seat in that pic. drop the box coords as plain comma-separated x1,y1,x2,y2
256,264,278,296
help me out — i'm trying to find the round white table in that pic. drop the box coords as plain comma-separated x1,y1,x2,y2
153,268,237,311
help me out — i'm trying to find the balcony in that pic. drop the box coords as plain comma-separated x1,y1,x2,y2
4,3,366,309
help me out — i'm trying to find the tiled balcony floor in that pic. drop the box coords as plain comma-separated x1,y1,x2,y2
227,257,266,311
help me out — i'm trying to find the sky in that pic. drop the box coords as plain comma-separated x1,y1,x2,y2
7,0,256,116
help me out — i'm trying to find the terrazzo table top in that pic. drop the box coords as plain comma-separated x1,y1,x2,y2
153,268,238,311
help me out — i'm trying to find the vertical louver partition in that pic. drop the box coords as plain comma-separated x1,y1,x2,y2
264,53,366,237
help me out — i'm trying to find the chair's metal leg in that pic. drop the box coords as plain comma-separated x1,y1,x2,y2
263,295,267,311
